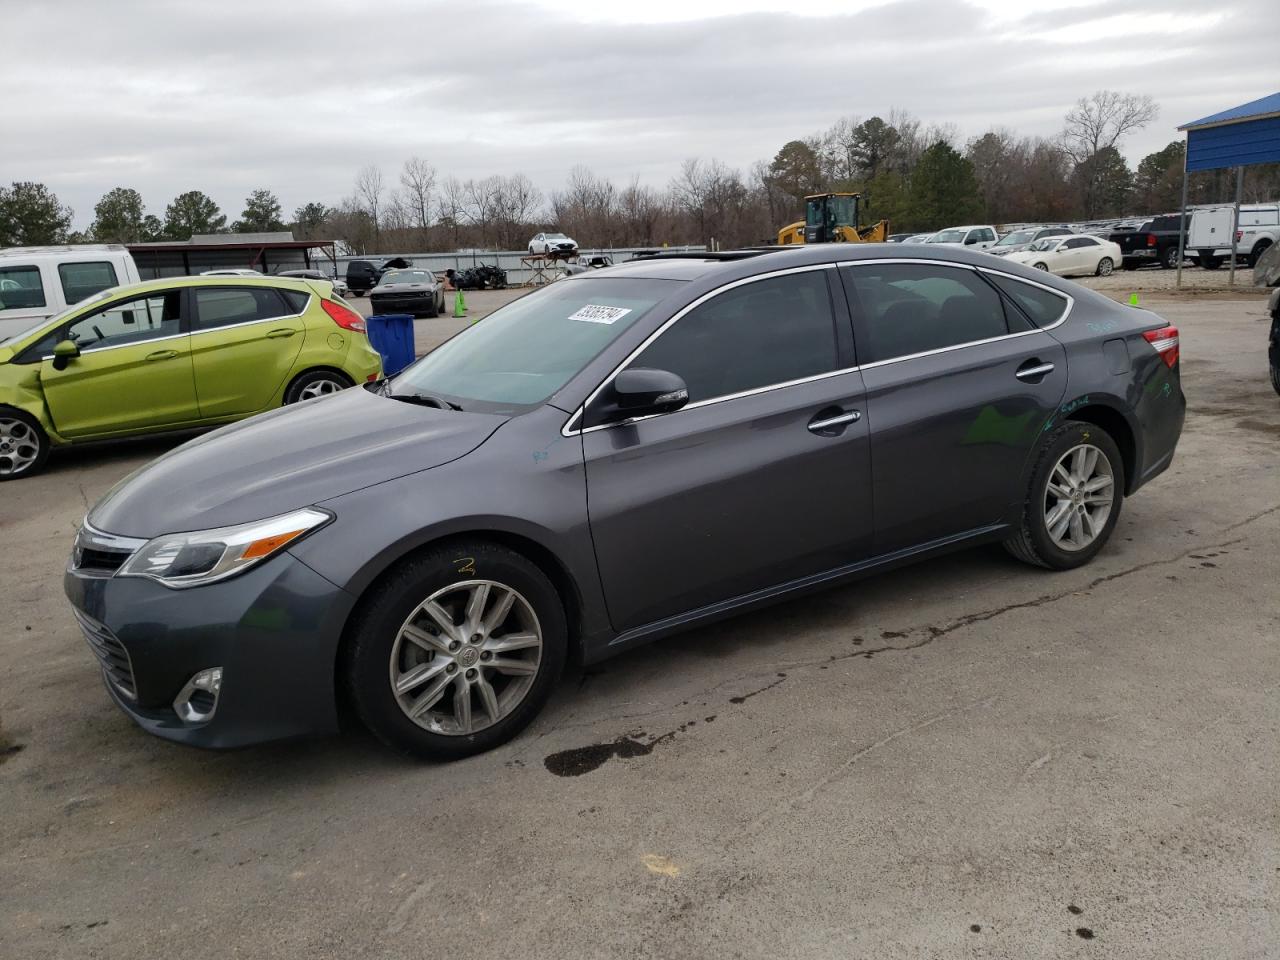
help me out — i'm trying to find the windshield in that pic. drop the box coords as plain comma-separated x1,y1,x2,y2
545,233,568,240
380,270,434,285
0,288,116,346
995,230,1034,247
1029,238,1061,252
928,229,966,243
388,277,678,411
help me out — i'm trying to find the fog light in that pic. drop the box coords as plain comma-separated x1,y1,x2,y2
173,667,222,723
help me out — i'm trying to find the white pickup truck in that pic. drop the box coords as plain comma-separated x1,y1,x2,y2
924,225,1000,249
1188,203,1279,270
0,245,141,342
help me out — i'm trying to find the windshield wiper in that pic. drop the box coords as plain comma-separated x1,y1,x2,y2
388,391,463,411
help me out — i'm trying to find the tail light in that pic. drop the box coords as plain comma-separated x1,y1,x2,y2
1236,230,1243,242
321,298,365,333
1142,325,1179,368
1146,233,1156,247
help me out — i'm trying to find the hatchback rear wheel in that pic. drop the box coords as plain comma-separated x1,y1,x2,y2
1005,421,1124,569
284,369,353,404
343,540,567,760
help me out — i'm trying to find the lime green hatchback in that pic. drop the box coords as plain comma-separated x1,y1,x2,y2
0,275,382,480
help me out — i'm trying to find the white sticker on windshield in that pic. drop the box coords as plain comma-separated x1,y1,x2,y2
569,304,632,325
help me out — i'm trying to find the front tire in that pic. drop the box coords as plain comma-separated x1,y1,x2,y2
284,369,354,404
1161,246,1180,269
343,540,567,760
0,409,51,481
1096,257,1114,276
1004,421,1124,570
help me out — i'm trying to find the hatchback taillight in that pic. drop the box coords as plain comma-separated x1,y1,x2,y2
1142,325,1179,368
322,299,365,333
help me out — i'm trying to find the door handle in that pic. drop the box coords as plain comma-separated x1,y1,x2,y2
145,349,179,362
808,409,861,434
1015,360,1055,382
266,328,297,339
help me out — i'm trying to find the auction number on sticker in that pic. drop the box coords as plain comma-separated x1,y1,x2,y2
569,304,632,324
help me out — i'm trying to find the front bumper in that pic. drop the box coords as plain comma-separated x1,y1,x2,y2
370,292,436,314
64,550,356,748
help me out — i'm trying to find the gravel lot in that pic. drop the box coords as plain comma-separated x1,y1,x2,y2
1,291,1276,959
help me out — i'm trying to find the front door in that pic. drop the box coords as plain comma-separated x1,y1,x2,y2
188,285,306,418
840,261,1068,553
41,289,198,438
582,268,873,633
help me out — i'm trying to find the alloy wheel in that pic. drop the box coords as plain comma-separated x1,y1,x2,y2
1098,257,1113,276
0,416,41,477
1044,443,1114,551
388,580,543,735
298,378,345,400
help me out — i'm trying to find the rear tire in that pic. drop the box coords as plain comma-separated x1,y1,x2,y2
1096,257,1114,276
1004,421,1125,570
1270,359,1280,397
0,409,51,481
1033,262,1049,272
284,369,354,404
1249,240,1272,269
1200,255,1221,270
343,540,567,760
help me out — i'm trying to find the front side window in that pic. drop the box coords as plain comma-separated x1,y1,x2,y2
842,263,1010,363
192,287,290,331
390,277,678,410
58,261,118,305
65,291,182,351
929,229,965,243
629,270,838,404
0,265,46,311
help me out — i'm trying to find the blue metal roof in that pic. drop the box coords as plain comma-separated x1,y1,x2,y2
1179,92,1280,171
1180,92,1280,130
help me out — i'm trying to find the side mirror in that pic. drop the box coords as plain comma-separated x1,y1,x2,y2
51,339,80,371
964,236,979,245
588,368,689,426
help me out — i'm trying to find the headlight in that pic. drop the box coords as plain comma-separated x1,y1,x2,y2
118,508,331,588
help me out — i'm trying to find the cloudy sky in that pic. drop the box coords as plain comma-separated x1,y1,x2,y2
3,0,1274,228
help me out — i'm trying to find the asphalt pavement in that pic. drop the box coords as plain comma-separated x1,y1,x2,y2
1,291,1276,959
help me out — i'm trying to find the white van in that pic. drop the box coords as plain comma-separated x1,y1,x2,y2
0,245,140,341
1188,203,1279,269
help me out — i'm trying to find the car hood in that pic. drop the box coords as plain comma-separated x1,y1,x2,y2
89,387,508,538
1004,251,1047,263
373,282,437,293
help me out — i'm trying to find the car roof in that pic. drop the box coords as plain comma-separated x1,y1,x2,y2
91,274,317,299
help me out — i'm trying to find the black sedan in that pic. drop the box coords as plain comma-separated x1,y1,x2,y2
66,244,1185,760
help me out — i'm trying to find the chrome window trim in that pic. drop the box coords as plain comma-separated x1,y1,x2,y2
559,258,1075,437
561,263,841,437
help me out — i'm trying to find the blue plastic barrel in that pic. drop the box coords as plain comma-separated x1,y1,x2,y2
365,314,415,376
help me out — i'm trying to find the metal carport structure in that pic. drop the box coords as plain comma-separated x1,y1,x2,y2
1176,92,1280,286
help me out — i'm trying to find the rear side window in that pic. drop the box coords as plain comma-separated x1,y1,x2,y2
192,287,290,331
58,261,118,305
842,263,1010,363
0,265,46,310
985,274,1069,328
280,289,310,313
630,270,839,403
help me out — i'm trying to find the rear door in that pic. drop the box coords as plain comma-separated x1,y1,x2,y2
188,285,306,417
840,260,1068,554
582,267,873,633
40,288,197,438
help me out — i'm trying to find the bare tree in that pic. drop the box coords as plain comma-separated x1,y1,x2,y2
399,157,436,243
1062,90,1157,218
1062,90,1158,163
354,165,385,246
490,174,543,248
464,176,500,246
437,176,466,249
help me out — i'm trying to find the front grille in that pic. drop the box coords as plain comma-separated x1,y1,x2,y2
73,609,137,700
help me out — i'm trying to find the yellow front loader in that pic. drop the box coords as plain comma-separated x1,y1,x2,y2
777,192,890,245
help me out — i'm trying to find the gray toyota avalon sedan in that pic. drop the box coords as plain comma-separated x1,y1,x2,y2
65,244,1185,759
